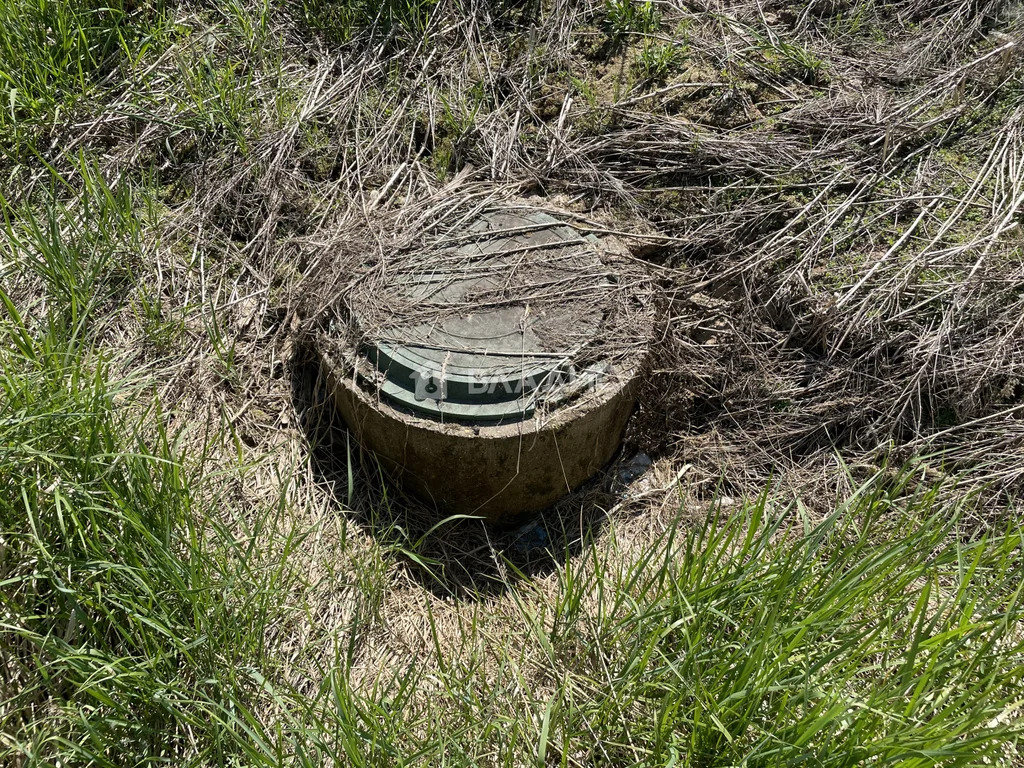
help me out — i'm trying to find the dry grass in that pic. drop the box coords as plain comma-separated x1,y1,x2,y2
2,0,1024,763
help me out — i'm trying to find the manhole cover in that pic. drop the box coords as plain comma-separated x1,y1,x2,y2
313,200,654,524
355,210,611,423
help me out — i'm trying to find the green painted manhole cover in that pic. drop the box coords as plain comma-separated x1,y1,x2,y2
350,209,612,424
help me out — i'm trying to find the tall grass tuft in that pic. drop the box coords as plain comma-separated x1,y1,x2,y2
0,0,168,157
508,477,1024,766
0,168,293,766
261,474,1024,767
299,0,437,45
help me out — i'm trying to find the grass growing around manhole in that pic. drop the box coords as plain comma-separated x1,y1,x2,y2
1,0,1023,762
3,303,1023,763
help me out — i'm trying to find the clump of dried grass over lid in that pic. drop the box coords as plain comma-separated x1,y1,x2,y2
299,186,655,420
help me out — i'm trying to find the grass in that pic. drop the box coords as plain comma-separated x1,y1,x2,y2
603,0,659,46
300,0,437,44
0,0,168,159
1,0,1023,763
0,167,288,765
3,304,1023,765
632,40,687,84
517,482,1024,765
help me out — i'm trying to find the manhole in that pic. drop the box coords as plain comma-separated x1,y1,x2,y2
314,201,654,525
